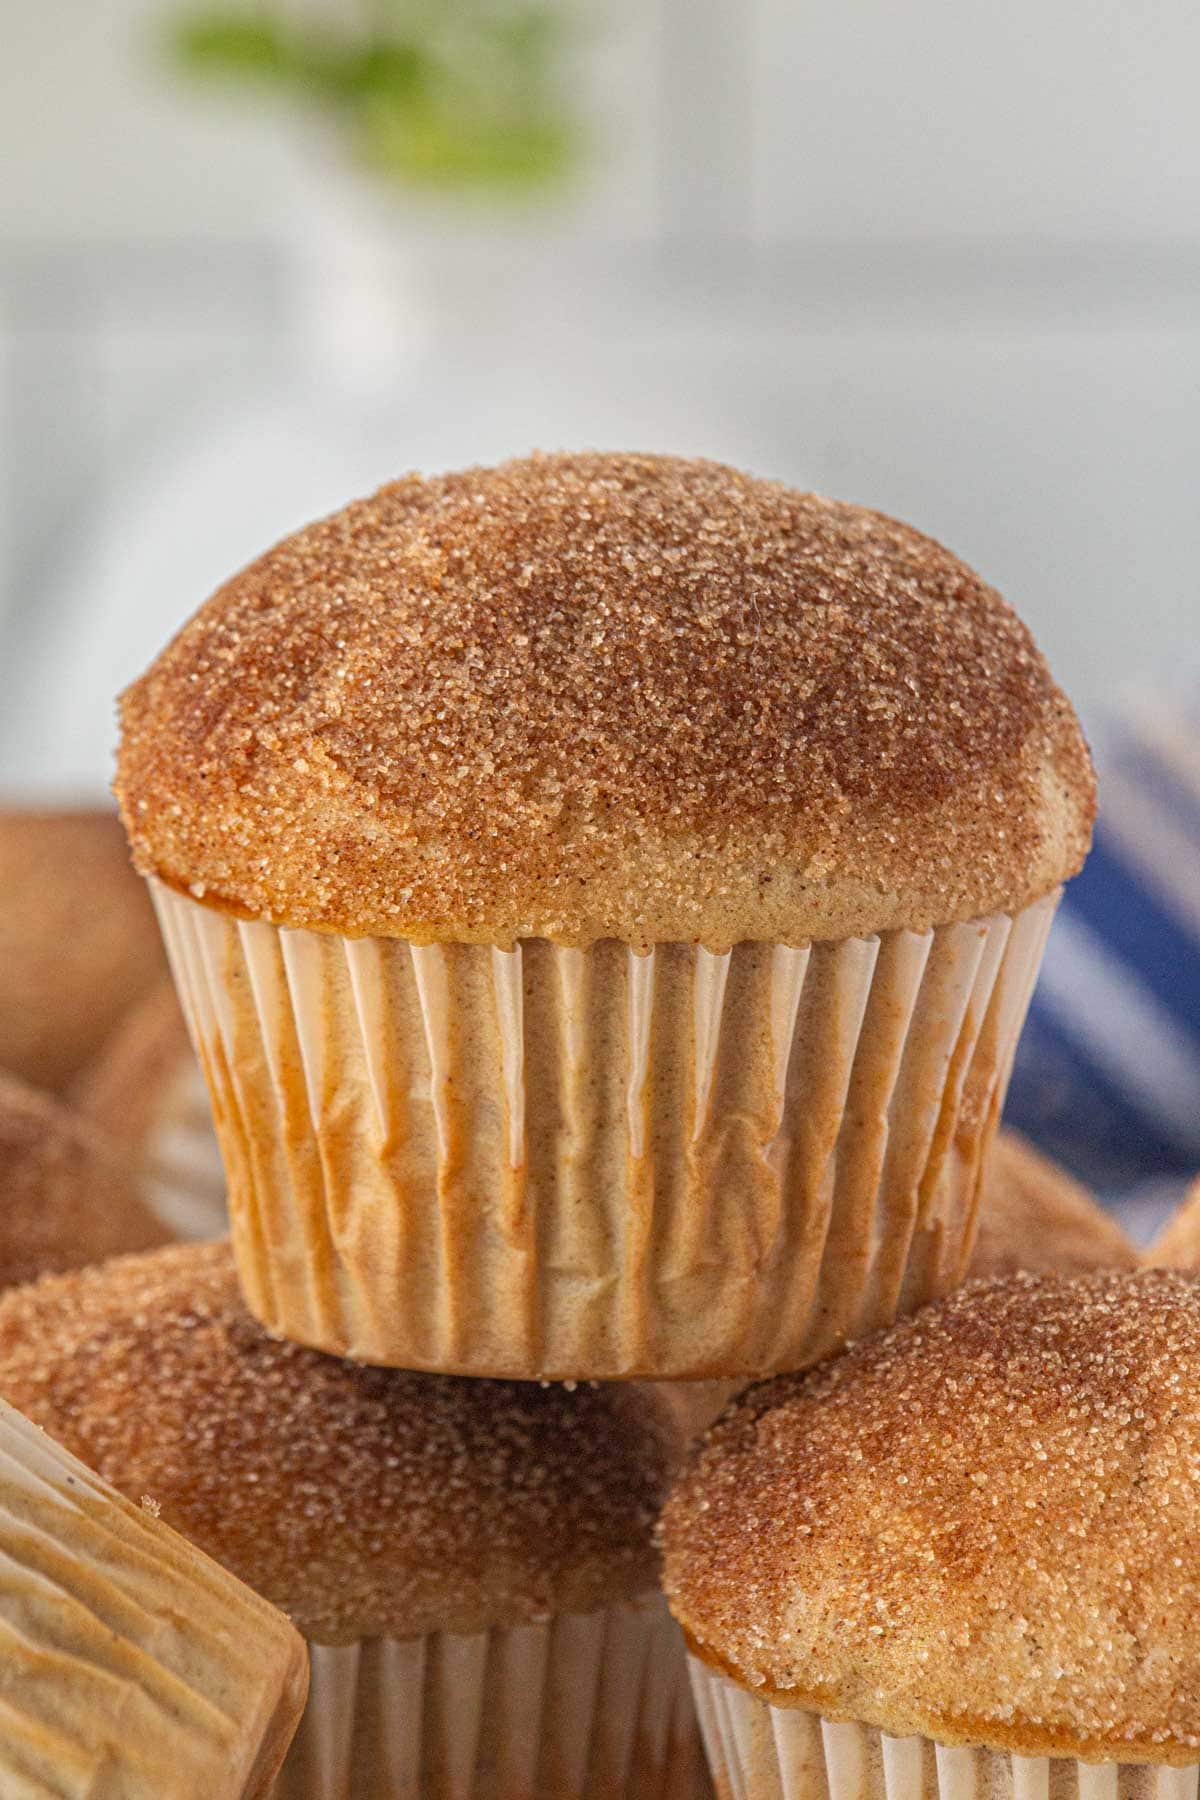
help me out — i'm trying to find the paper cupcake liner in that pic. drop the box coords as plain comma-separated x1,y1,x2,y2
273,1594,708,1800
153,882,1056,1377
141,1053,229,1242
0,1399,307,1798
689,1663,1199,1800
72,982,228,1244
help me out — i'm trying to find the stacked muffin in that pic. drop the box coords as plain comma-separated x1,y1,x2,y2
115,452,1091,1377
24,449,1093,1793
662,1269,1200,1799
0,1245,697,1799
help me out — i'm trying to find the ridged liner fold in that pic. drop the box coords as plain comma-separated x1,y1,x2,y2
274,1596,707,1800
689,1663,1198,1800
0,1399,307,1799
154,884,1057,1376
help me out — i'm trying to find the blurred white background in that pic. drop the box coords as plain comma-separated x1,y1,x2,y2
1,0,1198,792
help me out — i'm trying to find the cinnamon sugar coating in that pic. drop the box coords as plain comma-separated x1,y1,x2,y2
0,1241,681,1644
970,1131,1137,1279
661,1270,1200,1762
116,453,1093,947
0,1072,169,1289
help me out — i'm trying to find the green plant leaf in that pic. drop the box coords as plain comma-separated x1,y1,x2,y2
355,91,577,190
169,11,293,82
163,1,585,194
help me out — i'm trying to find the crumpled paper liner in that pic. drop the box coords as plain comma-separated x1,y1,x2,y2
689,1661,1198,1800
154,882,1056,1377
0,1398,307,1798
274,1594,707,1799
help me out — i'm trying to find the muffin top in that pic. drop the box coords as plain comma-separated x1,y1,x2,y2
0,1241,680,1644
0,1072,169,1291
661,1270,1200,1762
969,1130,1137,1280
116,452,1093,948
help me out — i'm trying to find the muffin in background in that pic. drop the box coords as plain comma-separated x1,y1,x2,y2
661,1269,1200,1800
1143,1175,1200,1268
0,807,165,1092
0,1396,306,1797
74,980,226,1242
0,1241,707,1800
969,1127,1137,1278
0,1069,170,1290
116,452,1093,1379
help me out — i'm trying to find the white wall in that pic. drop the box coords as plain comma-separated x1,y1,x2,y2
7,0,1200,248
2,0,1198,790
748,0,1200,243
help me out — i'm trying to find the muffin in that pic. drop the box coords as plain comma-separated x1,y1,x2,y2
116,451,1094,1378
0,1396,306,1797
0,806,166,1092
0,1069,170,1289
969,1128,1137,1278
74,980,227,1241
1143,1175,1200,1268
661,1269,1200,1800
0,1241,707,1800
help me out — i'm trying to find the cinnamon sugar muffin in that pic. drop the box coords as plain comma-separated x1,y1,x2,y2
116,451,1094,1377
0,1241,706,1800
662,1270,1200,1799
0,1069,170,1289
969,1129,1137,1278
0,1398,305,1797
0,807,165,1092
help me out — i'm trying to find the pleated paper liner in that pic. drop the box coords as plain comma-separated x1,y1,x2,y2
0,1399,307,1799
73,980,228,1244
154,881,1057,1378
141,1051,228,1241
689,1663,1198,1800
273,1594,708,1800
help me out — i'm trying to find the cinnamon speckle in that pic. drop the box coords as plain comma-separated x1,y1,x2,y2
115,452,1093,948
662,1270,1200,1760
0,1242,681,1644
0,1072,169,1290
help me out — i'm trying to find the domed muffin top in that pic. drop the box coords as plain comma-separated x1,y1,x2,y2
117,452,1093,947
662,1270,1200,1762
0,1241,681,1644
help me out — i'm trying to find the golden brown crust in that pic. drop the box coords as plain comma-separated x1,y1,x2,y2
0,1072,170,1289
0,808,166,1089
661,1270,1200,1762
0,1241,683,1644
1144,1176,1200,1269
116,453,1094,948
969,1130,1137,1279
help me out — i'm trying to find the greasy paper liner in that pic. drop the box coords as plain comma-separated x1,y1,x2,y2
142,1052,229,1242
153,882,1057,1377
0,1399,307,1799
688,1663,1199,1800
273,1594,708,1800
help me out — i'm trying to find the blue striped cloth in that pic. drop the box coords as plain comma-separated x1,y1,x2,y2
1005,698,1200,1197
